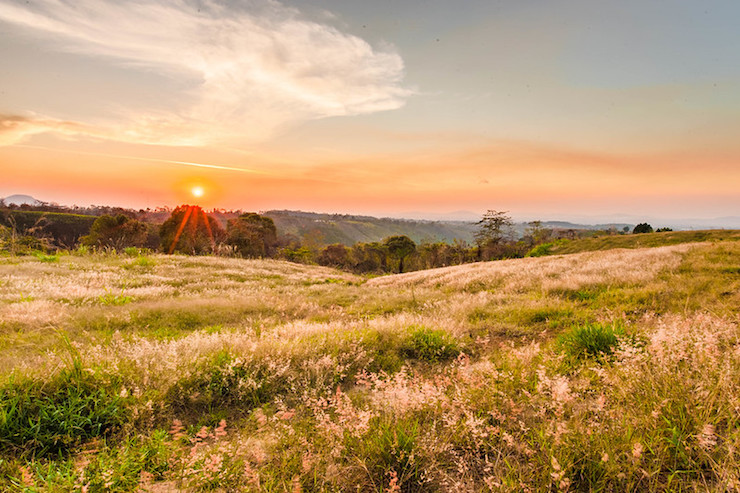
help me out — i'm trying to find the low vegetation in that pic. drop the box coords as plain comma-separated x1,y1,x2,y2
1,235,739,491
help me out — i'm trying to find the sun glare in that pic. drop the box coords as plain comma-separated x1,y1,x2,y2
191,186,204,198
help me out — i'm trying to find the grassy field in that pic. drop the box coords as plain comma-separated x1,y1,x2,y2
535,229,740,256
1,240,739,491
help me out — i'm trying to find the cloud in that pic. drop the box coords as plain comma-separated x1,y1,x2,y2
0,0,411,146
0,114,107,146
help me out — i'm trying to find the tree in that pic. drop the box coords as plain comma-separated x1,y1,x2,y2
474,210,513,259
160,205,225,255
632,223,654,234
348,241,388,273
384,235,416,273
226,213,277,258
524,220,551,247
318,243,350,267
81,214,147,250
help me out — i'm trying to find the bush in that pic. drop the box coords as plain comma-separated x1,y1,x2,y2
526,239,568,257
633,223,654,234
34,251,59,262
557,323,623,362
401,326,460,363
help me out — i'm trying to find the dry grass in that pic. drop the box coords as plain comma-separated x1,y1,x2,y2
1,241,739,491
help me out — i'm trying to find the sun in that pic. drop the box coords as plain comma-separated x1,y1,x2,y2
191,186,204,198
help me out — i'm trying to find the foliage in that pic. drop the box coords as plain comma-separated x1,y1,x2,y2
317,243,350,267
160,205,225,255
384,235,416,273
0,365,127,457
34,251,59,262
474,209,513,247
0,209,96,249
401,326,460,362
526,239,568,257
633,222,654,234
226,213,277,258
522,219,553,248
81,214,148,250
557,322,624,362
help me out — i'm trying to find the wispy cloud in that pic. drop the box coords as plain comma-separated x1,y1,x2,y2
0,114,106,146
0,0,411,146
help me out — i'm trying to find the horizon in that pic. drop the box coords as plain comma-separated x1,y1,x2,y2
1,1,739,220
4,191,740,230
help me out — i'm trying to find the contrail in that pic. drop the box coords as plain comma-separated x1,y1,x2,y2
13,144,269,175
10,143,384,187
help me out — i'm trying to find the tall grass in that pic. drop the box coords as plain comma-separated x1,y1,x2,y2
0,241,739,490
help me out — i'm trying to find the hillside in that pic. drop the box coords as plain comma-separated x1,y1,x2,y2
1,239,739,491
0,209,98,248
264,210,477,244
534,229,740,256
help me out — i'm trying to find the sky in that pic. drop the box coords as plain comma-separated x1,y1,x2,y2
1,0,739,222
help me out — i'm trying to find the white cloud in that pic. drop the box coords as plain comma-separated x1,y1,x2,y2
0,0,411,146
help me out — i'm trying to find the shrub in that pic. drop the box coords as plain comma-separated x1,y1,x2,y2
557,323,623,362
633,223,654,234
123,246,140,257
34,251,59,262
526,239,568,257
401,326,460,363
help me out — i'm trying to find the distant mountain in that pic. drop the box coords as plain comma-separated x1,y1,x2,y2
539,213,740,230
2,194,42,206
387,210,481,222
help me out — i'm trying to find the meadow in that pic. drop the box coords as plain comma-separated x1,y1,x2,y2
1,238,739,491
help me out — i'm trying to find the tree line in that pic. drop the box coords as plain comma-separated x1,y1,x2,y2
1,203,663,274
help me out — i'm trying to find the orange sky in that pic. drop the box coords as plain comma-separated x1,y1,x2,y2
1,1,739,222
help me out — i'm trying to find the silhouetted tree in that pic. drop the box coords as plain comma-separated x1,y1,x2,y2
160,205,225,255
81,214,147,250
384,235,416,273
226,213,277,258
474,210,514,260
633,223,654,234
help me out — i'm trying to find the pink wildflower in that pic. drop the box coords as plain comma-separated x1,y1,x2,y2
18,465,34,487
215,419,228,438
387,469,401,493
169,419,185,439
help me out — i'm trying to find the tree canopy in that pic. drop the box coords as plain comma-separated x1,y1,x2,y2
81,214,147,250
384,235,416,273
226,213,277,258
633,223,654,234
160,205,224,255
474,210,513,247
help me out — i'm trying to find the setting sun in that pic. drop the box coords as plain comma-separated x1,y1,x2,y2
191,186,204,198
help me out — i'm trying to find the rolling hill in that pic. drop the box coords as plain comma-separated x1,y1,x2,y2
1,236,738,491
